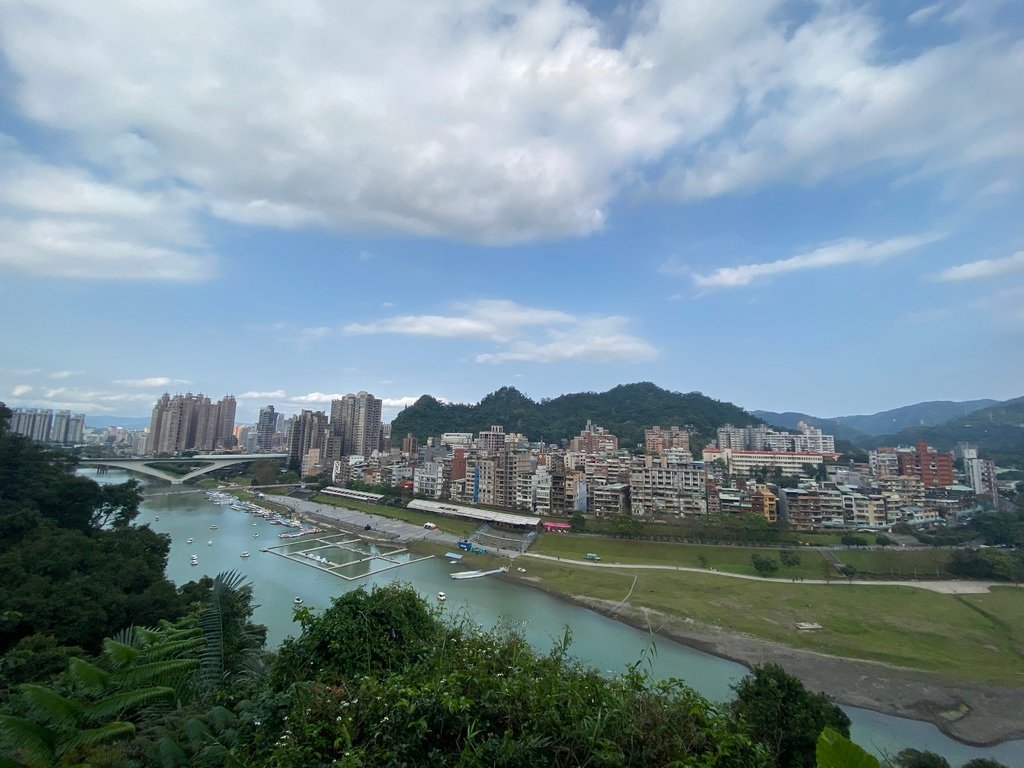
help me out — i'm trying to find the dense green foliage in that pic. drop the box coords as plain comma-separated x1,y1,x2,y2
391,382,761,448
731,663,850,768
0,571,268,767
0,404,186,655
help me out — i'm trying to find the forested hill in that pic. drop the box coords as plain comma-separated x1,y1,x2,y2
389,382,761,448
875,397,1024,467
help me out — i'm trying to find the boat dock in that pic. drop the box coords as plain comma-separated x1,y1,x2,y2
263,532,432,581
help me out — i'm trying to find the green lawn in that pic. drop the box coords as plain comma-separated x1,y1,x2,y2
517,559,1024,684
312,494,480,537
834,548,954,578
533,533,827,579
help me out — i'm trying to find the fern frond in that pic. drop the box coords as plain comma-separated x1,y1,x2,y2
17,685,83,729
59,721,135,756
0,715,56,768
87,686,175,720
102,638,141,668
115,658,200,689
66,658,111,695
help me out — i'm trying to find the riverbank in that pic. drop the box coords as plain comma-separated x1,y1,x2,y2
215,492,1024,745
504,570,1024,747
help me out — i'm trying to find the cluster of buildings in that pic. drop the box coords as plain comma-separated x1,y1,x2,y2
321,417,998,531
146,393,238,455
4,392,1004,532
6,407,85,445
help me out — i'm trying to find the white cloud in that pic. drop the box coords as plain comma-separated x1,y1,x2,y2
115,376,188,388
238,390,288,400
968,284,1024,327
348,299,655,364
49,370,80,379
382,396,420,408
0,147,212,280
11,384,32,396
0,2,1014,245
936,251,1024,281
289,392,344,404
475,316,658,364
678,233,943,289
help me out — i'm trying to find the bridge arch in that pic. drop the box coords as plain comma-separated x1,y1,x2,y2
79,454,288,485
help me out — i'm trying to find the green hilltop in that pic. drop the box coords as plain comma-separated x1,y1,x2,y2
389,382,761,449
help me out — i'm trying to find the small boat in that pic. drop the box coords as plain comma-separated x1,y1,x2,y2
240,551,250,558
186,537,195,544
190,555,198,566
207,539,213,546
210,524,218,530
253,522,258,526
253,533,260,538
155,516,159,521
293,596,303,604
437,592,447,601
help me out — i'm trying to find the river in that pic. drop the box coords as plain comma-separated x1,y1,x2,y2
86,470,1023,764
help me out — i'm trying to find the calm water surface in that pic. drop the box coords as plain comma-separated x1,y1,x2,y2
87,471,1023,764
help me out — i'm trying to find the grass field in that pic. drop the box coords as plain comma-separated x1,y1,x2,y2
312,494,480,537
518,558,1024,684
535,533,968,581
533,533,828,579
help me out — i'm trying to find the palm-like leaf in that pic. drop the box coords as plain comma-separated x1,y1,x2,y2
59,721,135,756
17,685,83,729
87,686,176,720
66,658,110,695
0,715,56,768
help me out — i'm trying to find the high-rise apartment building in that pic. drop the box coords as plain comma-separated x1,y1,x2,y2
7,408,83,444
329,391,383,458
644,425,691,454
286,409,329,473
256,405,277,450
148,393,237,455
897,441,954,488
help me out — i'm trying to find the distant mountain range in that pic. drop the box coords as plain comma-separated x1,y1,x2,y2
754,399,1002,439
756,397,1024,465
390,382,761,448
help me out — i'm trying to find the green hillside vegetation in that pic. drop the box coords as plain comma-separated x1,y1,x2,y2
875,397,1024,467
391,382,761,448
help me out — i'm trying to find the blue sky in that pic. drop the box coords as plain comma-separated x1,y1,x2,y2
1,0,1022,424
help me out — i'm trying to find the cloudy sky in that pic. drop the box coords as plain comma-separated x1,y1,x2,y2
1,0,1022,424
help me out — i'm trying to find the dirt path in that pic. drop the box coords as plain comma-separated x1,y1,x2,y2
521,552,1011,594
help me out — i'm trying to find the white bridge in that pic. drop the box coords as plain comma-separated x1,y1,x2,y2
79,454,288,485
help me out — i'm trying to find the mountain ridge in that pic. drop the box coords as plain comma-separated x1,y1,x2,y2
390,382,761,449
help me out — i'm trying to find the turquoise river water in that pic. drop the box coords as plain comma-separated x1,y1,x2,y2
84,470,1023,764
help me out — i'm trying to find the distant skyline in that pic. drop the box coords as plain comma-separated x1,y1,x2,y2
1,1,1022,423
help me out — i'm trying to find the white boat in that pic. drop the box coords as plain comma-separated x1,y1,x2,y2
190,555,198,566
210,524,218,530
240,551,250,558
186,537,195,544
253,533,260,538
450,567,509,580
437,591,447,601
293,596,303,604
207,539,213,546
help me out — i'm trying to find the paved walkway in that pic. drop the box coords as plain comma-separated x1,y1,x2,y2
269,495,466,550
522,553,1012,593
